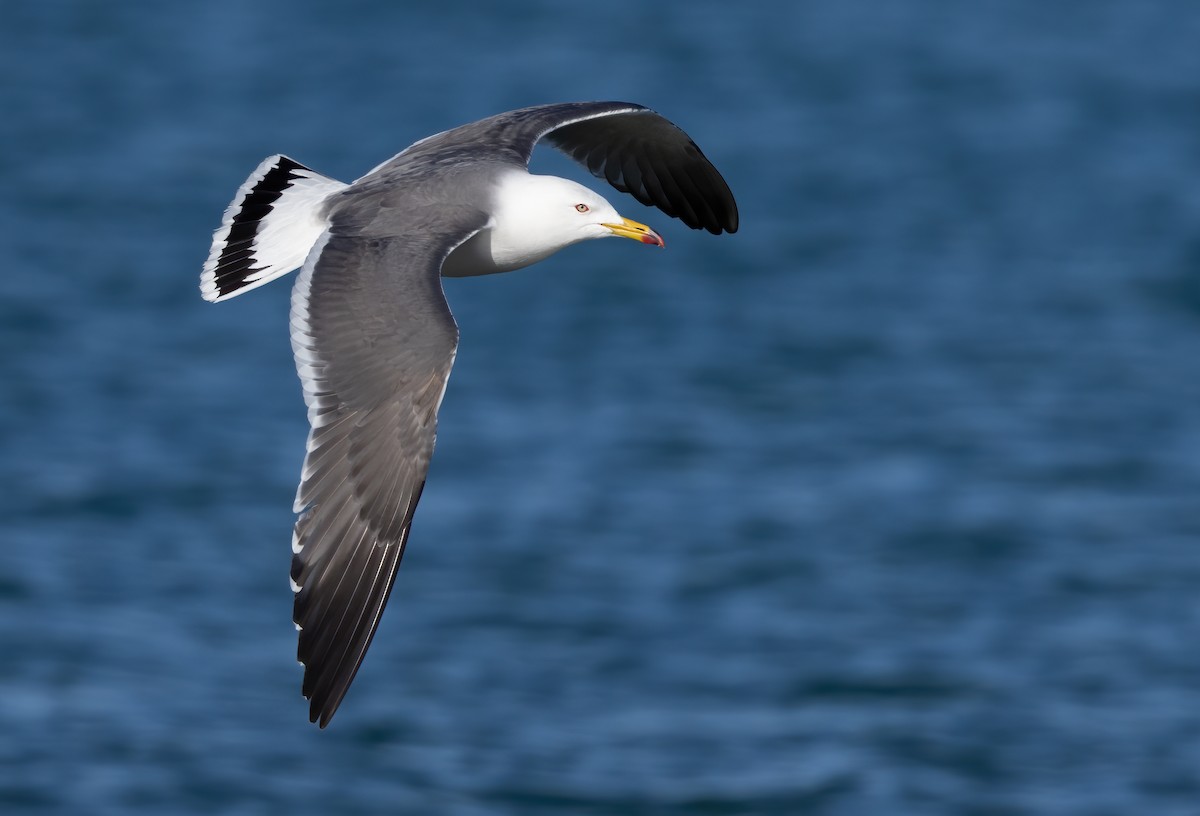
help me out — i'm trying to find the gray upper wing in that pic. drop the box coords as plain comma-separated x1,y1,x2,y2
288,215,483,727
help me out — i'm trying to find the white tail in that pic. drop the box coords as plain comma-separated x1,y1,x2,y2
200,155,347,302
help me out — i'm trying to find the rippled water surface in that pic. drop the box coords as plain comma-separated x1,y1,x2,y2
3,2,1200,813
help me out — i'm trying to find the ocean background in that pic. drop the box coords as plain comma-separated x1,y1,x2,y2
3,1,1200,813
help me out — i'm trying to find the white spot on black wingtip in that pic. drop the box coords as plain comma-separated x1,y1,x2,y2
290,576,302,593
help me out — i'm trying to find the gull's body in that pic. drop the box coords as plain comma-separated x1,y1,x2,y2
201,102,737,727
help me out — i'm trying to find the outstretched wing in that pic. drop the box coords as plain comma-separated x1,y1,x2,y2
541,104,738,236
389,102,739,235
288,217,483,727
515,102,738,235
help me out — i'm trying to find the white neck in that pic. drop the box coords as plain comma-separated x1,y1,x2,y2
486,173,588,270
441,172,621,278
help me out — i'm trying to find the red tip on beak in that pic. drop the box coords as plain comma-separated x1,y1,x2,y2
604,217,665,248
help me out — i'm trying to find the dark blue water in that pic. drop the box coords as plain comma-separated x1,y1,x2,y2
4,1,1200,813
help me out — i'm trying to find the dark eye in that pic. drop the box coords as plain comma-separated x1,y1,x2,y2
575,203,589,213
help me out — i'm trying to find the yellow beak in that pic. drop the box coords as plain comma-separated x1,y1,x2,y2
602,217,665,247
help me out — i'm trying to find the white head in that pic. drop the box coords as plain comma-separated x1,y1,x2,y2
487,173,664,271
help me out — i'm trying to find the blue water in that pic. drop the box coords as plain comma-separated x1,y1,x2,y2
4,1,1200,813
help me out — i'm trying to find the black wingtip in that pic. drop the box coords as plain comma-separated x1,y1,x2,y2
303,667,352,729
293,508,418,729
313,699,334,729
542,108,739,238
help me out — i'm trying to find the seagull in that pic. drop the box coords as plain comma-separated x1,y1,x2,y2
200,101,738,727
